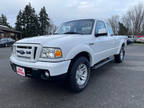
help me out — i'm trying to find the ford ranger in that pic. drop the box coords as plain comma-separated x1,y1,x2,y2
10,19,127,92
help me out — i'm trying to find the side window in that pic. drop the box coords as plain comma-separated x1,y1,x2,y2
95,21,107,34
107,23,114,36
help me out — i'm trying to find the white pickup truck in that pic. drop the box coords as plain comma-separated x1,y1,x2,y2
10,19,127,92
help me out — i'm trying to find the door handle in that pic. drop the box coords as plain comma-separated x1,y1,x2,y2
89,43,94,46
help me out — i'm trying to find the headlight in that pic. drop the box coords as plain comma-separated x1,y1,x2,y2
41,48,62,59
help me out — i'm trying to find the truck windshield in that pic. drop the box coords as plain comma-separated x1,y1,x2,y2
55,19,94,35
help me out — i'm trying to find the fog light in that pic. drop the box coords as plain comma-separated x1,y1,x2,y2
45,71,49,77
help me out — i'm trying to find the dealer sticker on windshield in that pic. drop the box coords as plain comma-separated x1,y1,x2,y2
16,67,25,76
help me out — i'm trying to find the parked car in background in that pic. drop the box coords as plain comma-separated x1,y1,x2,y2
127,38,134,45
137,35,144,38
0,38,15,47
136,37,144,43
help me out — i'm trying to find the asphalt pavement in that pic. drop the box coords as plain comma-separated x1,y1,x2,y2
0,44,144,108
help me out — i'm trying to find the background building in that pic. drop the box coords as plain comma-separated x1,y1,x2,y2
0,25,22,40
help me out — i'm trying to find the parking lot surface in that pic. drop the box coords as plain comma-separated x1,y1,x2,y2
0,44,144,108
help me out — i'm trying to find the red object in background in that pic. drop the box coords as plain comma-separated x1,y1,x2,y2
137,35,144,38
138,39,142,40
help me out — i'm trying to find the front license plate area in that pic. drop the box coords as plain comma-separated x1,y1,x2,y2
16,67,25,76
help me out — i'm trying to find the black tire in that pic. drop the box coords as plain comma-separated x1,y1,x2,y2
114,46,125,63
68,57,90,92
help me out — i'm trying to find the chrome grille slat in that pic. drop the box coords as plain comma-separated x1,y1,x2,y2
33,47,37,59
17,46,32,49
17,55,31,59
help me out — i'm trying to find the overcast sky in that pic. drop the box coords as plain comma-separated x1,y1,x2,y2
0,0,143,27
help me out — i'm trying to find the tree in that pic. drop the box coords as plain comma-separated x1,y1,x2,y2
122,15,132,34
49,23,57,34
122,3,144,35
0,14,11,27
15,10,23,32
21,3,40,37
39,7,50,35
108,15,119,35
142,24,144,34
118,22,129,35
15,3,55,37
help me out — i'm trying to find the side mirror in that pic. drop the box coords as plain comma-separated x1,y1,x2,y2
95,29,107,37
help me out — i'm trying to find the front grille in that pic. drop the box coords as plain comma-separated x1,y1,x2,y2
15,44,41,62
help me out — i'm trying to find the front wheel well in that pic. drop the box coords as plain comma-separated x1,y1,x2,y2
68,52,91,72
72,52,91,62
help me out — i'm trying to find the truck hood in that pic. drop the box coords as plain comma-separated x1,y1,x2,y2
16,35,66,44
15,34,91,62
16,34,89,47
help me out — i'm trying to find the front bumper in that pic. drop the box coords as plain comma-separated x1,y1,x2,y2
10,56,71,77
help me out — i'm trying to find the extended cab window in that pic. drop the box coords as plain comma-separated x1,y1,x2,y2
107,23,114,36
95,21,107,35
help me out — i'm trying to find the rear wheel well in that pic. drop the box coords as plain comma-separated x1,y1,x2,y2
122,43,125,48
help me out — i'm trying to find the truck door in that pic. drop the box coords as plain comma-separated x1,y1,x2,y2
92,20,115,63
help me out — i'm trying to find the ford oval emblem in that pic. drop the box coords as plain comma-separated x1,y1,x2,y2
17,50,25,55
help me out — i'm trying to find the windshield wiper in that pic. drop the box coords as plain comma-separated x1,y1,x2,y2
63,32,83,35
